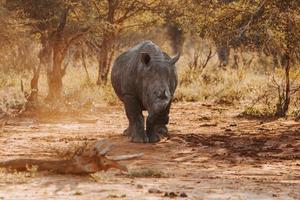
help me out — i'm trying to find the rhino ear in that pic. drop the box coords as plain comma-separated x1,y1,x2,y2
170,53,180,65
141,52,151,66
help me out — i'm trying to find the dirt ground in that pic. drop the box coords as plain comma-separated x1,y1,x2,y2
0,102,299,200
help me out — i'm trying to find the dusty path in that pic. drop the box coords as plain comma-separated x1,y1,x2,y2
0,102,299,200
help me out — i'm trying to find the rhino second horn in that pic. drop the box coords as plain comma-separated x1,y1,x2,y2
169,53,180,65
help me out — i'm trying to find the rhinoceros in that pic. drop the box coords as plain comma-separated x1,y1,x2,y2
111,41,180,143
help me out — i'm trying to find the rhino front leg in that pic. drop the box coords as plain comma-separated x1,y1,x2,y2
146,106,170,143
156,103,170,137
123,127,130,136
123,95,149,143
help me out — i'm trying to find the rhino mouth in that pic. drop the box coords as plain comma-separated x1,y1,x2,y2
152,99,170,114
150,89,171,113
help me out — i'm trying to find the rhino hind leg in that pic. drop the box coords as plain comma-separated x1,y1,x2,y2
123,95,149,143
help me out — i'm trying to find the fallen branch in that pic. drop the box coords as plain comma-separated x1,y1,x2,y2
0,140,143,175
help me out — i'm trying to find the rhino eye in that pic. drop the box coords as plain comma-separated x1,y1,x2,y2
141,53,151,66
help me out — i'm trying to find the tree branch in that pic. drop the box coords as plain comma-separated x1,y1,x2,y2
66,27,90,47
0,140,143,175
55,8,70,38
236,0,267,39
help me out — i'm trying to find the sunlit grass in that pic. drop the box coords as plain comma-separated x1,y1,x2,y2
0,44,299,117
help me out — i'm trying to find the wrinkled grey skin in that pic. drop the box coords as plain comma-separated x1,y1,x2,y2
111,41,180,143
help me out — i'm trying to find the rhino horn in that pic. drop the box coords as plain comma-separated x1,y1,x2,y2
169,53,180,65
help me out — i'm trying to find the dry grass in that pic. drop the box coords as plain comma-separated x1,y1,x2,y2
0,65,120,117
0,167,37,184
0,70,27,116
292,109,300,121
126,167,169,178
175,54,268,105
49,141,89,160
174,47,300,117
0,43,300,118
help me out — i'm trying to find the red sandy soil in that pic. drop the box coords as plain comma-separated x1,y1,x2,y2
0,102,299,200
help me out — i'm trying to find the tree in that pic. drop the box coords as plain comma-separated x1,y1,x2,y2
0,1,29,61
186,0,300,116
6,0,89,101
85,0,163,85
160,1,186,54
0,3,20,50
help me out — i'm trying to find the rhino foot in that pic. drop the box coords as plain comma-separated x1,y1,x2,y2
155,125,169,137
131,134,149,143
148,133,160,143
123,128,131,136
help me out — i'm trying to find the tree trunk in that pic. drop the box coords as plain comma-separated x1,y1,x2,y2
46,8,69,101
166,22,185,54
26,64,41,103
46,41,66,101
97,35,113,85
282,56,291,116
81,50,90,82
275,15,293,117
24,33,51,104
275,53,290,117
216,43,230,68
282,54,290,115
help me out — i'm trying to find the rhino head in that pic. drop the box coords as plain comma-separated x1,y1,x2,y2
138,52,180,114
